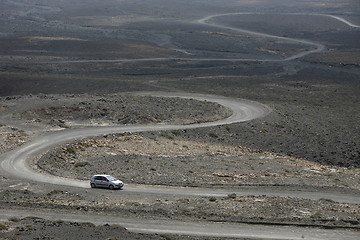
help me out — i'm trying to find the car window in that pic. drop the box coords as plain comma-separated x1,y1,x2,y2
107,176,117,181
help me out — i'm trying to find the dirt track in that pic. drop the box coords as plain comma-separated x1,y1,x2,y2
0,0,359,239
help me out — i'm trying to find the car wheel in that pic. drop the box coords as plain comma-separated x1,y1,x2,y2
109,185,114,190
90,183,96,188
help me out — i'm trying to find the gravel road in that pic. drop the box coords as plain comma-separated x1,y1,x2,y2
1,209,359,240
0,92,271,185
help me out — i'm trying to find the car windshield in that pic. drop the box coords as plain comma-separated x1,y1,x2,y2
107,176,117,181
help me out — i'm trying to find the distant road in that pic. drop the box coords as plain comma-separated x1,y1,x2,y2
37,13,359,64
198,13,325,61
314,14,360,28
2,11,360,239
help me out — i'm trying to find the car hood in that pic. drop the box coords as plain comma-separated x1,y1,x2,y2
112,180,123,185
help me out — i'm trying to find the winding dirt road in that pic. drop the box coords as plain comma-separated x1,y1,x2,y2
0,92,271,185
1,11,360,239
39,13,359,64
197,13,325,61
1,92,359,239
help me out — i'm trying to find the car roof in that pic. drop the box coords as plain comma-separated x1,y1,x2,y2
93,174,111,177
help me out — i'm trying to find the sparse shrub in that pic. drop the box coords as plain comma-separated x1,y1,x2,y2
160,132,174,140
79,222,95,227
0,223,8,231
227,193,237,199
310,211,322,218
22,216,41,221
8,217,20,222
160,233,179,240
261,128,268,133
65,146,76,155
171,130,181,136
74,162,91,168
209,197,217,202
208,132,218,138
19,130,29,137
154,208,168,215
109,224,121,229
47,190,64,196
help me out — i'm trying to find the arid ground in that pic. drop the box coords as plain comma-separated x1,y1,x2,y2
0,0,359,239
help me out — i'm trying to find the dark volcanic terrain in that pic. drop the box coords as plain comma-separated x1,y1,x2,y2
0,0,359,239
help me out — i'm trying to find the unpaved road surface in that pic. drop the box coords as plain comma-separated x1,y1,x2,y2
0,92,271,185
1,209,360,240
1,0,360,239
0,92,359,240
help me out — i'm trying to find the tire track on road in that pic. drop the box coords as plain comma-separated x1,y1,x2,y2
1,209,359,240
0,92,270,188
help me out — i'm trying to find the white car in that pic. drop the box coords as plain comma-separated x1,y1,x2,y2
90,174,124,190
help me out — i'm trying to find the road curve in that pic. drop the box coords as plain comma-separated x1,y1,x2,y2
1,91,360,205
2,11,360,238
0,92,271,187
0,98,359,239
1,92,359,205
197,12,326,61
311,14,360,28
36,13,359,64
